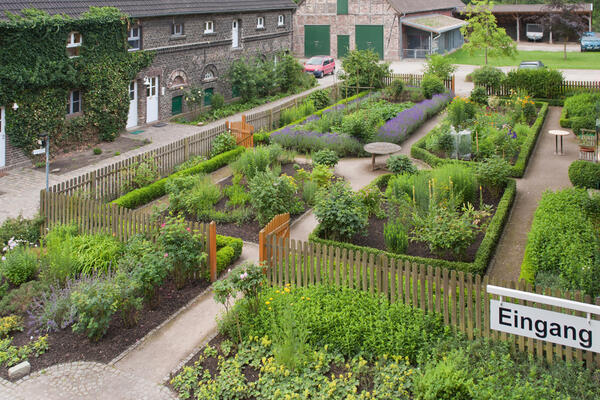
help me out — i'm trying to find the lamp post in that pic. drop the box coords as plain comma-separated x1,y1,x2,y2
38,132,49,192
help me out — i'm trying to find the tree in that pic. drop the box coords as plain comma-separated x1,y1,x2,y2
540,0,588,60
340,49,390,93
424,54,456,81
460,0,517,65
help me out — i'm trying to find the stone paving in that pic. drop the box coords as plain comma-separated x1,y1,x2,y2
0,362,176,400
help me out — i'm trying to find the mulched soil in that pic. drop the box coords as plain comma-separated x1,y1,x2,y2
335,188,502,263
3,278,209,380
188,162,315,244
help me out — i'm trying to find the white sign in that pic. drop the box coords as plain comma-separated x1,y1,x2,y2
490,299,600,352
32,148,45,155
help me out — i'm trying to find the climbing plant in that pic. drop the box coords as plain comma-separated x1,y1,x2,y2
0,7,153,154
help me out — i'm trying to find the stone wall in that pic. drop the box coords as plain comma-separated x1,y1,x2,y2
135,10,294,123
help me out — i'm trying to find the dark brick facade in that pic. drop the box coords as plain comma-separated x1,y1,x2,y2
132,10,294,124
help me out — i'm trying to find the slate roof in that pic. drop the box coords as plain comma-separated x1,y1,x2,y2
0,0,297,19
387,0,465,15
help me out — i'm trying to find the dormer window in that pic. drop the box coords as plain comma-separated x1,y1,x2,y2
278,15,285,26
172,22,184,36
204,21,214,34
257,17,264,29
128,26,141,51
66,31,82,58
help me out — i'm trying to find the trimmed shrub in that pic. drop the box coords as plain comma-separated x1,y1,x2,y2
471,65,505,90
421,74,445,99
475,156,511,197
568,160,600,189
386,154,417,175
503,68,563,99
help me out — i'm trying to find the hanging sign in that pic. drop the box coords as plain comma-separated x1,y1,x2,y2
488,285,600,353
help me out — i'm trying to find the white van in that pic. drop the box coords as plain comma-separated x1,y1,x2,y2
526,24,543,41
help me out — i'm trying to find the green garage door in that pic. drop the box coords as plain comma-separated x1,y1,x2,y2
305,25,330,57
171,95,182,115
337,35,350,59
355,25,384,60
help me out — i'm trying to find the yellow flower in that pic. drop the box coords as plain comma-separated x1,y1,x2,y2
265,301,270,305
269,297,273,301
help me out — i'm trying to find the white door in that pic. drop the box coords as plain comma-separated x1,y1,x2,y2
146,76,159,123
0,107,5,168
126,81,138,128
232,20,239,48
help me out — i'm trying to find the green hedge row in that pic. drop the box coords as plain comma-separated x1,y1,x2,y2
112,147,245,209
569,160,600,189
309,176,517,275
215,234,243,275
411,102,549,178
254,91,370,145
559,106,570,128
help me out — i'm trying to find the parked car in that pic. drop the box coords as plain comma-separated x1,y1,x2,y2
518,61,545,69
526,24,543,41
303,56,335,78
581,32,600,51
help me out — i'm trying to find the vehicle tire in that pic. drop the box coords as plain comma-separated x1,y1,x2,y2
317,71,323,79
331,67,335,75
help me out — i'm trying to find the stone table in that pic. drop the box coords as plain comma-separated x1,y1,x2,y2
548,129,570,155
363,142,402,171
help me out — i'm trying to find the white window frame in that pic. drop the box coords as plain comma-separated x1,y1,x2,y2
204,70,216,81
278,15,285,26
204,20,214,34
0,107,5,135
257,17,265,29
67,90,82,115
172,22,184,36
128,26,141,51
66,31,82,58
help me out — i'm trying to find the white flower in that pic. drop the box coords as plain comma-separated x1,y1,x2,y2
1,256,5,261
240,272,248,280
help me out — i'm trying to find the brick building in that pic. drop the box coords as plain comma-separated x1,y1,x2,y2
0,0,296,169
293,0,466,61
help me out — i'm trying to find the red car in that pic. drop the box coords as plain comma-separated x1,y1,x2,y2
304,56,335,78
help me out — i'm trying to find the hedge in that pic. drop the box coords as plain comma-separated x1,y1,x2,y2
568,160,600,189
411,102,549,178
309,176,517,275
253,91,370,145
215,234,244,277
112,146,245,209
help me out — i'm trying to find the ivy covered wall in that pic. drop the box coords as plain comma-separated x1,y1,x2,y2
0,7,153,157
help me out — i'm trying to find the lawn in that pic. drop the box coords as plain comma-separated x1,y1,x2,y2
445,48,600,69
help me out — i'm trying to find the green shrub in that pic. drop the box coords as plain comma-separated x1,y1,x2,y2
447,97,477,129
0,214,44,248
71,277,116,341
386,154,417,175
430,164,478,207
167,174,222,217
471,65,505,90
340,49,390,91
215,235,243,276
279,101,315,127
384,79,405,100
113,147,244,209
384,221,408,254
302,180,318,206
470,86,488,105
231,145,281,180
93,147,102,155
307,89,331,110
210,132,236,158
210,93,225,110
225,285,446,363
312,149,339,167
503,68,564,99
358,185,385,218
314,181,368,241
1,246,37,286
421,74,446,99
0,280,48,317
521,188,600,297
424,53,456,81
69,234,124,276
569,160,600,189
341,112,373,141
414,349,473,400
475,156,511,197
249,170,302,226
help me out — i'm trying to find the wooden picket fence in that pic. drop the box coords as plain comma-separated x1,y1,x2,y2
47,123,226,202
258,213,290,263
478,80,600,97
384,73,455,93
226,115,254,148
263,236,600,370
40,190,218,281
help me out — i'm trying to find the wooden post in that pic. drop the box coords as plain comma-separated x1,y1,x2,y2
451,75,455,93
209,221,217,282
259,229,266,264
184,137,190,161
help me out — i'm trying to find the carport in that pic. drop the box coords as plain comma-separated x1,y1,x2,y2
401,14,466,58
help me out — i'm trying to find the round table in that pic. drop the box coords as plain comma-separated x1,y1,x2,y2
548,130,570,155
363,142,402,171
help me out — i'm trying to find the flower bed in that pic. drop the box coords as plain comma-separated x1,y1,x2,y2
0,218,243,378
309,167,517,275
411,97,549,178
259,91,450,156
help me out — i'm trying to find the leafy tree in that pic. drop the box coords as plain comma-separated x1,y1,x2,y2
340,49,390,93
540,0,588,60
424,54,456,81
460,0,517,65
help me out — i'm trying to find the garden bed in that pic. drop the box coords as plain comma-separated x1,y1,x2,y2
411,99,549,178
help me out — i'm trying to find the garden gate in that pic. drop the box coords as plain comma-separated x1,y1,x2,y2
258,213,290,263
226,115,254,148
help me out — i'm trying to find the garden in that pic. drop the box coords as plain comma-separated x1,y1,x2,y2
560,92,600,134
169,262,600,400
0,213,242,377
412,89,549,178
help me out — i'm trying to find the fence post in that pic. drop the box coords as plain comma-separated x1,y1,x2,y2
259,230,265,264
184,137,190,161
90,170,96,200
451,75,456,93
269,109,274,129
209,221,217,282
